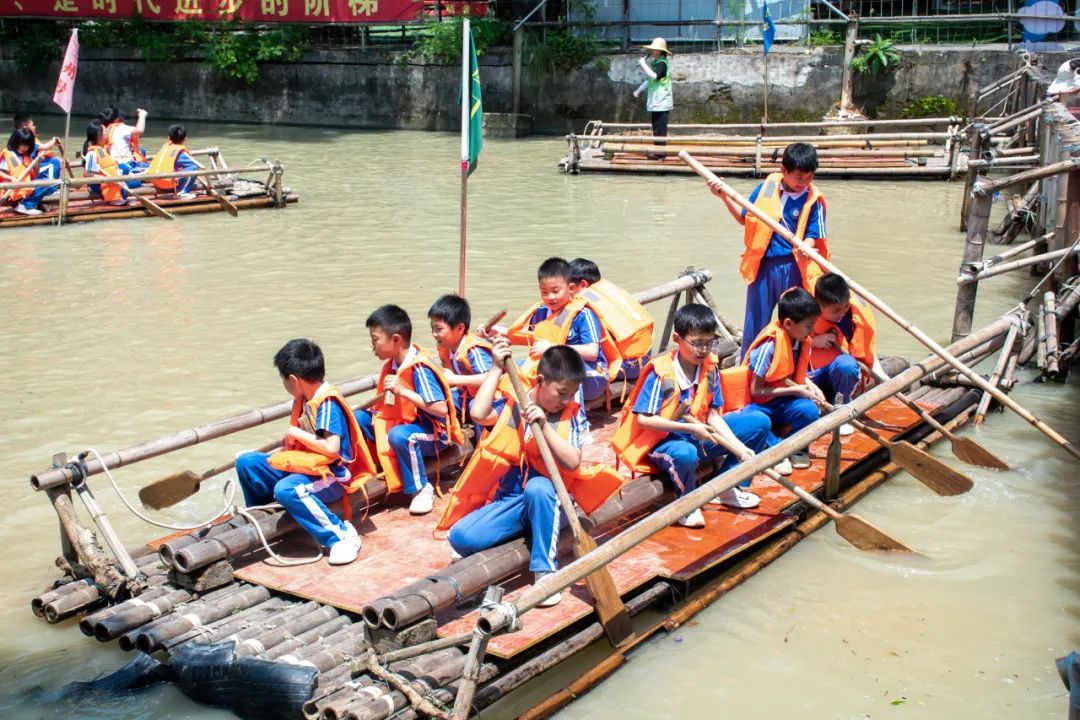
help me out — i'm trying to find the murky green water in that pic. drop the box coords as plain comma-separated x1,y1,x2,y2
0,119,1076,719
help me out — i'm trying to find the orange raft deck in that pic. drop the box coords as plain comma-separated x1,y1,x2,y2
233,393,926,661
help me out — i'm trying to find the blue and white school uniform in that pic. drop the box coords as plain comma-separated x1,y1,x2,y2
743,340,820,447
529,304,609,401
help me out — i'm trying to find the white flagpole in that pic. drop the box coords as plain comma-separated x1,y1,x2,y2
459,18,471,298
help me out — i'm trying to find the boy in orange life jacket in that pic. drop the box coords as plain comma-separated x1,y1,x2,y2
148,124,201,200
235,339,364,565
742,288,826,473
612,304,771,527
569,257,651,381
354,304,459,517
710,142,828,359
495,256,617,402
809,273,882,436
428,294,494,423
13,113,63,192
1,128,59,216
442,339,620,609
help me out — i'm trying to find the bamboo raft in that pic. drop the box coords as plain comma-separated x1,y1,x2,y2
559,116,1039,179
24,267,1027,719
0,148,297,229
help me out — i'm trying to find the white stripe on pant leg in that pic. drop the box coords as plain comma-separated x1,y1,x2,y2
546,490,560,571
295,483,346,541
406,431,436,491
649,451,685,494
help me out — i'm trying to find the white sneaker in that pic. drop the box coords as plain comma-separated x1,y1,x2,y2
177,192,197,200
408,483,435,515
328,526,361,565
678,508,706,528
14,204,42,216
716,486,761,509
773,458,793,476
838,422,855,437
790,451,813,470
534,571,562,608
449,546,463,563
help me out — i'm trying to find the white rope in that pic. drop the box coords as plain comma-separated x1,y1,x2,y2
234,503,324,567
87,448,236,532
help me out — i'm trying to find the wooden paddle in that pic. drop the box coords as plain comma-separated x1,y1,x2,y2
852,352,1009,470
139,438,279,510
134,194,175,220
783,379,973,496
501,355,634,647
681,414,914,553
199,176,239,217
680,150,1080,462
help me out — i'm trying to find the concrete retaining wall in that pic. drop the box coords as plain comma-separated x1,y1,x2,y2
0,43,1041,133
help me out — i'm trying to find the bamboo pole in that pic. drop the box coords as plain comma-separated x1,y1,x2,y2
978,158,1080,195
963,246,1079,282
965,155,1041,169
954,180,993,339
0,165,239,192
960,126,986,231
597,133,947,145
975,323,1022,425
235,604,341,657
463,314,1016,664
596,117,958,132
599,143,938,158
135,584,271,653
91,587,194,641
680,151,1080,460
1044,291,1061,377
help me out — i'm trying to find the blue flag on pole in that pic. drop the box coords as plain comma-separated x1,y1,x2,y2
762,0,776,55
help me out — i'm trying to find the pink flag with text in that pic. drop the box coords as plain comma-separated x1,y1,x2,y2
52,30,78,114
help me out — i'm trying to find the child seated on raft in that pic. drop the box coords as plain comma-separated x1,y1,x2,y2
14,114,63,189
809,273,884,437
438,338,624,608
428,294,494,424
354,304,463,517
568,257,654,382
235,339,376,566
148,124,201,200
710,142,829,360
83,120,136,207
492,256,621,402
742,287,826,475
612,303,770,526
1,128,59,216
101,106,149,176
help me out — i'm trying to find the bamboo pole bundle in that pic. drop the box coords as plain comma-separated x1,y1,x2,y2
134,584,270,653
163,596,291,650
597,132,947,144
278,622,370,672
158,516,248,567
1045,291,1061,377
975,324,1023,424
31,578,97,617
597,117,958,132
365,665,500,720
41,581,108,623
115,582,249,649
466,314,1016,644
31,375,379,491
0,194,296,230
345,654,471,720
588,161,949,177
1037,306,1048,370
263,615,353,661
78,583,173,636
986,104,1048,137
92,587,195,641
599,143,938,159
235,604,341,657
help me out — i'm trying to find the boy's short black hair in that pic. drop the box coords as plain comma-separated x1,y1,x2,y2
427,294,471,329
8,127,33,152
778,287,821,323
782,142,819,173
569,258,601,285
274,338,326,382
99,106,122,125
536,345,586,384
13,113,31,129
673,303,719,337
814,273,851,307
168,124,187,144
366,304,412,342
537,257,571,282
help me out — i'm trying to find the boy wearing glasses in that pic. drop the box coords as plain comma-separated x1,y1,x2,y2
612,304,770,527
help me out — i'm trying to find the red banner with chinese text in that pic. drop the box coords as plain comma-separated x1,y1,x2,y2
0,0,487,23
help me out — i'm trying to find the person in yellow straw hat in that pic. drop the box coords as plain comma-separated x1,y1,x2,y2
633,37,673,157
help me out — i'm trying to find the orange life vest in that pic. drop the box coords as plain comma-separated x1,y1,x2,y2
742,320,811,403
438,333,494,424
268,384,378,491
371,346,464,494
506,297,623,380
1,148,36,202
740,172,830,291
83,145,123,203
436,390,623,532
610,350,718,473
148,140,188,191
810,297,878,370
576,279,654,361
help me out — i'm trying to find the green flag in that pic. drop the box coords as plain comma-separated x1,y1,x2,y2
464,27,483,175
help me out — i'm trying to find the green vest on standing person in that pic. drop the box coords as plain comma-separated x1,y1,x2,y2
646,57,673,112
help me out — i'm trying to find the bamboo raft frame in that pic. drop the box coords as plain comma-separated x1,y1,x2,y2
0,148,297,229
23,263,1033,720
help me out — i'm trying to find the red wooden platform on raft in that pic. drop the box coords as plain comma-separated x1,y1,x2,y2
231,396,924,659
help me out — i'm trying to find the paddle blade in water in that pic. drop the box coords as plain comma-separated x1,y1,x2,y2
950,436,1010,470
824,430,842,497
574,532,634,647
138,471,201,510
835,514,917,554
891,440,974,496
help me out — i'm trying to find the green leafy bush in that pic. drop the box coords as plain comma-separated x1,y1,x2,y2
204,23,309,84
411,17,510,62
901,95,958,118
810,29,841,46
851,34,900,75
